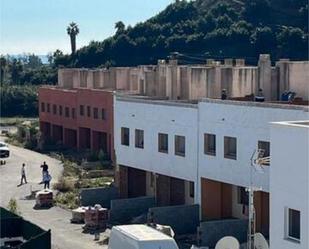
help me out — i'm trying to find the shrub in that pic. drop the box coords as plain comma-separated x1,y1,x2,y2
53,176,75,192
7,198,20,215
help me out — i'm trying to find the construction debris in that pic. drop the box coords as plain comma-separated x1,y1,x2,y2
83,204,108,232
35,189,53,208
71,206,87,223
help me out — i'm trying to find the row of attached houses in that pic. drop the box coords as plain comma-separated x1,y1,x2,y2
113,96,308,249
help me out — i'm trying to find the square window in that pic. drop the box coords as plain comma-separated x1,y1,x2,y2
46,103,50,113
121,127,130,146
101,109,106,120
53,104,57,115
158,133,168,153
258,141,270,165
175,135,185,157
286,208,301,241
224,136,237,160
65,107,70,117
80,105,84,116
59,105,63,116
93,108,98,119
204,133,216,156
87,106,91,117
71,108,76,119
135,129,144,149
41,102,45,112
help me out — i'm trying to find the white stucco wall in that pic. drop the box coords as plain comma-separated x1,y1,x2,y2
270,122,309,249
198,99,308,192
114,97,198,185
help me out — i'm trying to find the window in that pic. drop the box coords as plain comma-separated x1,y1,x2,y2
135,129,144,149
189,182,194,198
237,187,248,205
158,133,168,153
121,127,130,146
175,135,185,157
65,107,70,117
101,108,106,120
204,133,216,156
258,141,270,165
59,105,63,116
72,108,76,119
80,105,84,116
224,136,237,160
286,208,301,242
46,103,50,113
41,102,45,112
87,106,91,117
93,108,98,119
53,104,57,115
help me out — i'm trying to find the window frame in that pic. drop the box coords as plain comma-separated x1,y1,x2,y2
285,208,301,242
41,102,45,112
65,107,70,118
101,108,106,120
175,135,186,157
121,127,130,146
87,106,91,117
93,107,99,119
224,136,237,160
52,104,57,115
204,133,216,156
80,105,84,116
59,105,63,116
158,133,168,153
135,129,144,149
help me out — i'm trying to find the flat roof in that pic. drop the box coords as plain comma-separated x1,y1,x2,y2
272,120,309,128
113,224,174,241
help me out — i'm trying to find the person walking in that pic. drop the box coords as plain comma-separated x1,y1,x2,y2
20,163,27,185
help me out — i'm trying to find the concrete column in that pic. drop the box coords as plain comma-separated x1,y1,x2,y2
275,59,290,99
258,54,272,101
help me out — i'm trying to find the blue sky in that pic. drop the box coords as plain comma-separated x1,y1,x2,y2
0,0,173,55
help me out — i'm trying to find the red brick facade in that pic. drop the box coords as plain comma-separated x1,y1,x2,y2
38,87,114,159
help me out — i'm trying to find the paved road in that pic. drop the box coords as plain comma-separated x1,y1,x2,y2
0,138,108,249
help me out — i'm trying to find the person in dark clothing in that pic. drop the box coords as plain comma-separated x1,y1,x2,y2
40,161,48,184
20,163,27,185
221,89,227,100
255,88,265,102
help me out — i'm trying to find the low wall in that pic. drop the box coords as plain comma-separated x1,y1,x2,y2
148,204,200,235
109,196,155,224
80,186,119,209
198,219,248,248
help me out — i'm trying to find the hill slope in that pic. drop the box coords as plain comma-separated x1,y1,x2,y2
55,0,308,67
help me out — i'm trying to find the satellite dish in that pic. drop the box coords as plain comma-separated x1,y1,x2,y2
251,149,268,173
215,236,240,249
254,233,269,249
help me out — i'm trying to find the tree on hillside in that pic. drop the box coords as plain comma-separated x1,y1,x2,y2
0,57,7,85
115,21,125,35
67,22,79,54
8,59,23,84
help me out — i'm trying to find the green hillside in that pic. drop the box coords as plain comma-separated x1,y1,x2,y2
55,0,308,67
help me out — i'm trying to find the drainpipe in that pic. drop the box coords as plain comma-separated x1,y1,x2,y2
196,102,201,221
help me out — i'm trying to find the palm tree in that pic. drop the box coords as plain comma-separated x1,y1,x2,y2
115,21,125,35
67,22,79,54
